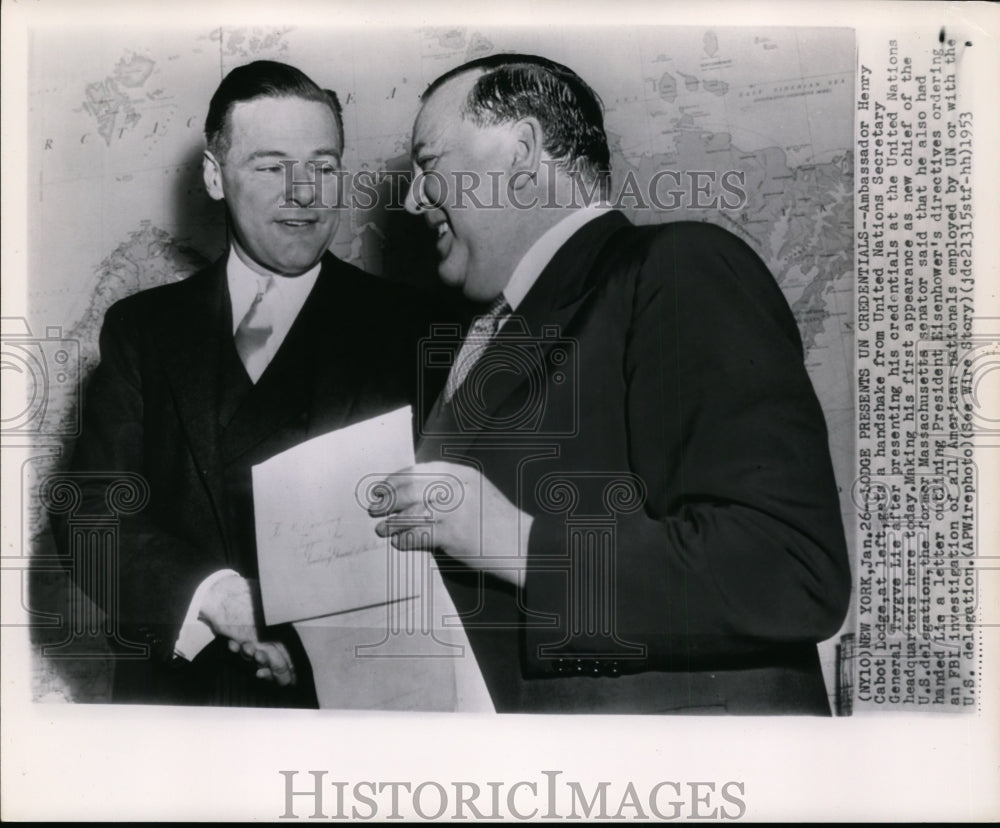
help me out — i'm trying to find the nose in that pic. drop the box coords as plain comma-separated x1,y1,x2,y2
288,180,317,208
284,162,319,208
404,170,425,215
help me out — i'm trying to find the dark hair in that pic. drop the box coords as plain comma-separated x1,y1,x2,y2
204,60,344,158
424,54,611,191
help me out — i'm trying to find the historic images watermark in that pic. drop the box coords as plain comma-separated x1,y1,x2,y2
278,770,748,821
1,318,152,660
0,318,81,438
275,161,749,212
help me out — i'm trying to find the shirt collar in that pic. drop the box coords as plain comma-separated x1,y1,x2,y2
226,247,322,329
502,203,611,312
227,247,322,290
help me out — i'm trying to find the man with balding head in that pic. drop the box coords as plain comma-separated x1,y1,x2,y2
373,54,850,714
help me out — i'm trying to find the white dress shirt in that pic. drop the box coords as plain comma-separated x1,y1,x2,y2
227,248,321,380
174,248,321,660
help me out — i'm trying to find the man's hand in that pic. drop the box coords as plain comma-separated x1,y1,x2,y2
238,640,297,687
199,573,297,685
370,461,532,588
199,573,259,643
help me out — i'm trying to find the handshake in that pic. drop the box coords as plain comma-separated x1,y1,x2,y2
199,574,299,687
201,460,532,686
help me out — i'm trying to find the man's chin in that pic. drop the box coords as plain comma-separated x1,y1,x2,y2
436,261,467,292
457,274,501,303
272,245,334,276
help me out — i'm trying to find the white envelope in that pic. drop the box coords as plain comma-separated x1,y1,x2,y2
251,404,494,711
252,406,417,626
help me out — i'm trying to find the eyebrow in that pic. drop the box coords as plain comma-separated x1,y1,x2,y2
245,149,342,162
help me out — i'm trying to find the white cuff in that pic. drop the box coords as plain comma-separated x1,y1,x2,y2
173,569,240,661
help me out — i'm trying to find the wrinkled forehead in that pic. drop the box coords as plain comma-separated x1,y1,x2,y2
411,71,481,154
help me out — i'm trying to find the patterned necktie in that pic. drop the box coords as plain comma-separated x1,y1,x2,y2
443,295,511,403
234,275,276,383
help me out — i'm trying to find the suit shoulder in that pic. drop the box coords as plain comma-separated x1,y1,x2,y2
639,219,755,258
595,219,756,278
632,220,776,289
322,254,457,312
627,220,799,348
320,254,412,300
102,262,219,326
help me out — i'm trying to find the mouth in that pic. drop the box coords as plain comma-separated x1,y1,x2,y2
276,217,319,229
434,221,452,250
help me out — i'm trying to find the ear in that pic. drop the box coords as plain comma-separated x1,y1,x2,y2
202,150,225,202
508,117,543,190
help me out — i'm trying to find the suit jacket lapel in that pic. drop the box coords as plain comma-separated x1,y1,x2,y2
437,210,632,435
154,258,230,527
221,253,356,461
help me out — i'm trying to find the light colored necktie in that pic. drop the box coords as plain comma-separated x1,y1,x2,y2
234,275,276,383
443,295,511,403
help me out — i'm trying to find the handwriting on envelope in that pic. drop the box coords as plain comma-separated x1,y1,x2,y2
252,406,416,626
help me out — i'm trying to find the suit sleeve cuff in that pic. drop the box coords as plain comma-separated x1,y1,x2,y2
521,514,647,678
173,568,239,661
521,514,567,676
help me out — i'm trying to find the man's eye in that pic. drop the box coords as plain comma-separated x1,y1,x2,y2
256,165,283,173
315,164,340,175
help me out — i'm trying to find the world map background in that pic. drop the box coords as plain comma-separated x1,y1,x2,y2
18,24,855,705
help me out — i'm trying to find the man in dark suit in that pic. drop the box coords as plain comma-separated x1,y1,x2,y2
372,54,851,714
51,61,432,707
